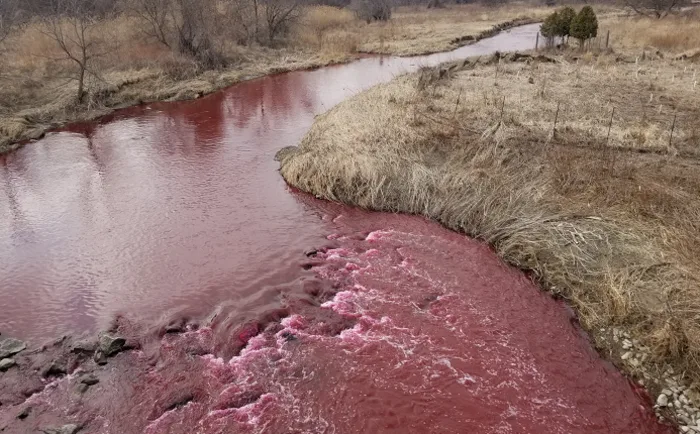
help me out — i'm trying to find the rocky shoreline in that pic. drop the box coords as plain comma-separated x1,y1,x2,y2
598,327,700,433
0,330,133,433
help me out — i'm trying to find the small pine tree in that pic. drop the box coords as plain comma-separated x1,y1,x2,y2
570,6,598,47
557,7,576,38
540,11,560,39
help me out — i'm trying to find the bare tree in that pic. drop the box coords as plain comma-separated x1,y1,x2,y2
40,0,103,102
352,0,391,23
0,0,19,46
170,0,227,67
625,0,686,18
263,0,303,44
129,0,172,48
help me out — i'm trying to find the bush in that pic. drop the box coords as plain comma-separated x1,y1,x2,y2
352,0,391,23
540,11,560,38
558,6,576,37
541,7,576,41
571,6,598,45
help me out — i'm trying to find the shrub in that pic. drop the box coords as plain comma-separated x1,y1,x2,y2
541,7,576,42
352,0,391,23
558,6,576,37
571,6,598,46
540,11,560,39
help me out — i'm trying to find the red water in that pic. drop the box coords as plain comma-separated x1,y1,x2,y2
0,24,672,433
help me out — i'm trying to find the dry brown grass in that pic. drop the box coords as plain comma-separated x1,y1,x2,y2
600,8,700,55
0,4,544,152
278,53,700,402
354,4,553,55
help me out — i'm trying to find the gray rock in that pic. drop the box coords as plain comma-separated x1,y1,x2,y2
71,339,96,354
42,361,67,378
657,394,669,407
17,407,30,419
0,358,16,371
93,351,108,365
77,383,89,394
42,424,80,434
98,334,126,357
0,338,26,359
80,375,99,386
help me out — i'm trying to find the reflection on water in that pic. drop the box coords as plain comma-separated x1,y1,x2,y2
0,24,541,343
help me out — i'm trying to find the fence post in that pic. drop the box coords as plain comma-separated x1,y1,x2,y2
500,95,506,121
536,32,539,52
669,113,677,147
606,106,615,146
605,30,610,49
552,102,560,140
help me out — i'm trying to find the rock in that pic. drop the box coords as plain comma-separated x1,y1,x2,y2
657,394,669,407
80,375,99,386
0,358,16,371
71,340,96,354
17,407,30,419
42,361,67,378
662,388,674,397
42,424,80,434
77,383,89,394
93,351,108,365
621,351,632,360
98,333,126,357
682,427,690,433
0,338,26,359
304,249,319,257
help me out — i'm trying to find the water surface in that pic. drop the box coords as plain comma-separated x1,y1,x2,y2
0,24,672,433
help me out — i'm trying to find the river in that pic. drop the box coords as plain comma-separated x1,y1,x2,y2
0,24,672,433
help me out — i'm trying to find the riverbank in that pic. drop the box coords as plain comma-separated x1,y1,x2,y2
278,51,700,431
0,5,553,155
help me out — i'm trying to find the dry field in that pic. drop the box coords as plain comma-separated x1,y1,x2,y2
278,49,700,422
599,8,700,57
0,3,547,153
352,4,550,55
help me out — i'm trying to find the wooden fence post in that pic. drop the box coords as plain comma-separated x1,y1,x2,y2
606,106,615,146
552,102,560,139
605,30,610,49
669,113,677,147
500,95,506,121
536,32,539,52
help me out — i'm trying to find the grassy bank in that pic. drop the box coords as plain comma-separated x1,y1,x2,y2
0,4,550,154
278,48,700,425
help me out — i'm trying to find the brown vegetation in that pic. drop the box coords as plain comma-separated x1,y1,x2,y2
599,8,700,55
278,51,700,405
0,3,546,153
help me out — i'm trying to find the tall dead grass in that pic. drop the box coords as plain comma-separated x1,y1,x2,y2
600,9,700,55
1,3,551,151
278,53,700,392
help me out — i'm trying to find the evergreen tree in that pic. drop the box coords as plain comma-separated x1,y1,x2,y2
570,6,598,46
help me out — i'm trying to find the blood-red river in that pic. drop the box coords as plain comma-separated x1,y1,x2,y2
0,24,672,433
